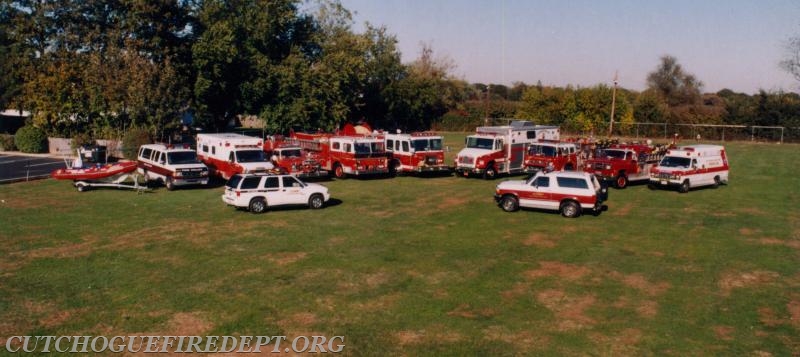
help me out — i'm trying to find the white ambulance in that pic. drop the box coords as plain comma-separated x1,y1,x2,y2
649,144,729,193
196,133,275,180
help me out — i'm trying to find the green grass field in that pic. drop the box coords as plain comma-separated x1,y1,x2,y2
1,135,799,356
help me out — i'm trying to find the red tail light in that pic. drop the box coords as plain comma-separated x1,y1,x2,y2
236,190,241,197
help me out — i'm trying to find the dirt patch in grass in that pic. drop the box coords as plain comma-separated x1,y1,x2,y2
719,270,780,296
522,233,559,248
749,237,800,249
436,196,469,210
483,325,550,352
636,300,659,318
589,328,642,355
739,227,760,236
395,330,424,345
446,303,496,319
501,282,530,301
788,298,800,328
166,312,213,336
351,293,401,312
612,203,634,217
265,252,308,266
536,289,596,331
758,307,783,327
713,325,735,341
524,261,590,281
394,328,462,346
609,272,671,296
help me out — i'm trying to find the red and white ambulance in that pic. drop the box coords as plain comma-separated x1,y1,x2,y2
291,125,388,179
384,131,450,175
649,144,729,193
455,120,560,179
196,133,275,180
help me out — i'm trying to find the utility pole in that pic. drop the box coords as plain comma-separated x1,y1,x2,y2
607,71,618,137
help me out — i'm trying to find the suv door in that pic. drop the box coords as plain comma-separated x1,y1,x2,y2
262,176,283,206
281,176,306,205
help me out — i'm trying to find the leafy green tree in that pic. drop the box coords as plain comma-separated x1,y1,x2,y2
646,55,702,107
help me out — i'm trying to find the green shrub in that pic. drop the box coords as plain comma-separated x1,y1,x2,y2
121,127,152,159
14,126,48,153
71,131,95,149
0,134,16,151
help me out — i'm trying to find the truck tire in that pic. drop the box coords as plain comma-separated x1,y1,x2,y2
712,175,721,188
679,180,690,193
249,197,267,213
560,201,581,218
389,159,400,177
165,177,175,191
333,163,345,179
615,174,628,189
500,195,519,212
308,194,325,209
483,163,497,180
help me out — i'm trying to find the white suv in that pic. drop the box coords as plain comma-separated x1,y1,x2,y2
494,171,608,218
222,173,330,213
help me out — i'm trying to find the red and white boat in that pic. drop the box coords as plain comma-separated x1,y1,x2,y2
51,161,137,181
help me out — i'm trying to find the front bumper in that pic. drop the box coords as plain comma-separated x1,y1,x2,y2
649,177,681,189
175,177,209,186
413,165,451,173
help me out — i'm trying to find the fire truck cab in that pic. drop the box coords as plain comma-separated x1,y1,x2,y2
455,120,559,179
384,132,449,175
263,136,327,179
649,144,729,193
583,143,664,189
291,131,389,179
524,141,580,173
196,133,275,180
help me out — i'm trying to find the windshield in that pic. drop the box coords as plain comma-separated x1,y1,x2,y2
226,175,243,189
236,150,266,163
466,137,494,150
411,138,443,152
280,149,302,158
659,156,691,168
529,145,557,157
354,142,385,154
602,149,626,159
167,151,200,165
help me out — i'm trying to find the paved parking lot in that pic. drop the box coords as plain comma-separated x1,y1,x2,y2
0,154,66,183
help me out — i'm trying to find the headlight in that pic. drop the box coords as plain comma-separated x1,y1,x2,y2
605,165,612,170
175,171,184,177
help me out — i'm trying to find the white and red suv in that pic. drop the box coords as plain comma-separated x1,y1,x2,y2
222,173,330,213
494,171,608,217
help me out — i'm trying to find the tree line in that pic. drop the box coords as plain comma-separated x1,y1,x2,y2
1,0,799,141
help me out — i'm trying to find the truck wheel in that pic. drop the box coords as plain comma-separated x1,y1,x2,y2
500,195,519,212
389,159,400,177
249,198,267,213
615,174,628,189
712,175,721,188
483,163,497,180
76,182,88,192
165,177,175,191
679,180,690,193
333,163,345,179
560,201,581,218
308,194,325,209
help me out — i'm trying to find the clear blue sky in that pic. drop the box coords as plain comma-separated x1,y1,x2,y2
337,0,800,94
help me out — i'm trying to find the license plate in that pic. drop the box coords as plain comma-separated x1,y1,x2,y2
660,180,667,185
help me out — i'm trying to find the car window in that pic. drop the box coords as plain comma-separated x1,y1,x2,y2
264,177,279,189
226,175,243,189
534,176,550,187
556,177,589,189
240,177,261,190
332,142,340,151
140,148,152,160
402,141,409,152
386,140,394,151
282,176,302,188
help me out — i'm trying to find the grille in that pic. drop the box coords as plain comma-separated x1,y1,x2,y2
593,163,606,170
659,173,671,179
179,170,204,178
425,155,438,165
459,156,474,165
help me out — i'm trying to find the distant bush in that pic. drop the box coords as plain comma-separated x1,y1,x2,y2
121,127,152,159
14,126,48,153
0,134,16,151
71,131,95,149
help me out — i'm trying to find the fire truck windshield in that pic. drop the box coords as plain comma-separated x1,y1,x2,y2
167,151,200,164
236,150,266,163
660,156,691,168
280,149,302,158
354,142,385,157
529,145,557,157
466,137,494,150
602,149,626,159
412,138,443,151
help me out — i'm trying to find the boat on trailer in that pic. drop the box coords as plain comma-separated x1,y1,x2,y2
51,147,148,192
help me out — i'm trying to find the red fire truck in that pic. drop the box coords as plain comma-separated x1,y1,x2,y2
582,143,667,189
454,120,560,179
384,131,450,175
290,124,388,179
524,141,580,173
196,133,276,180
262,136,327,179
